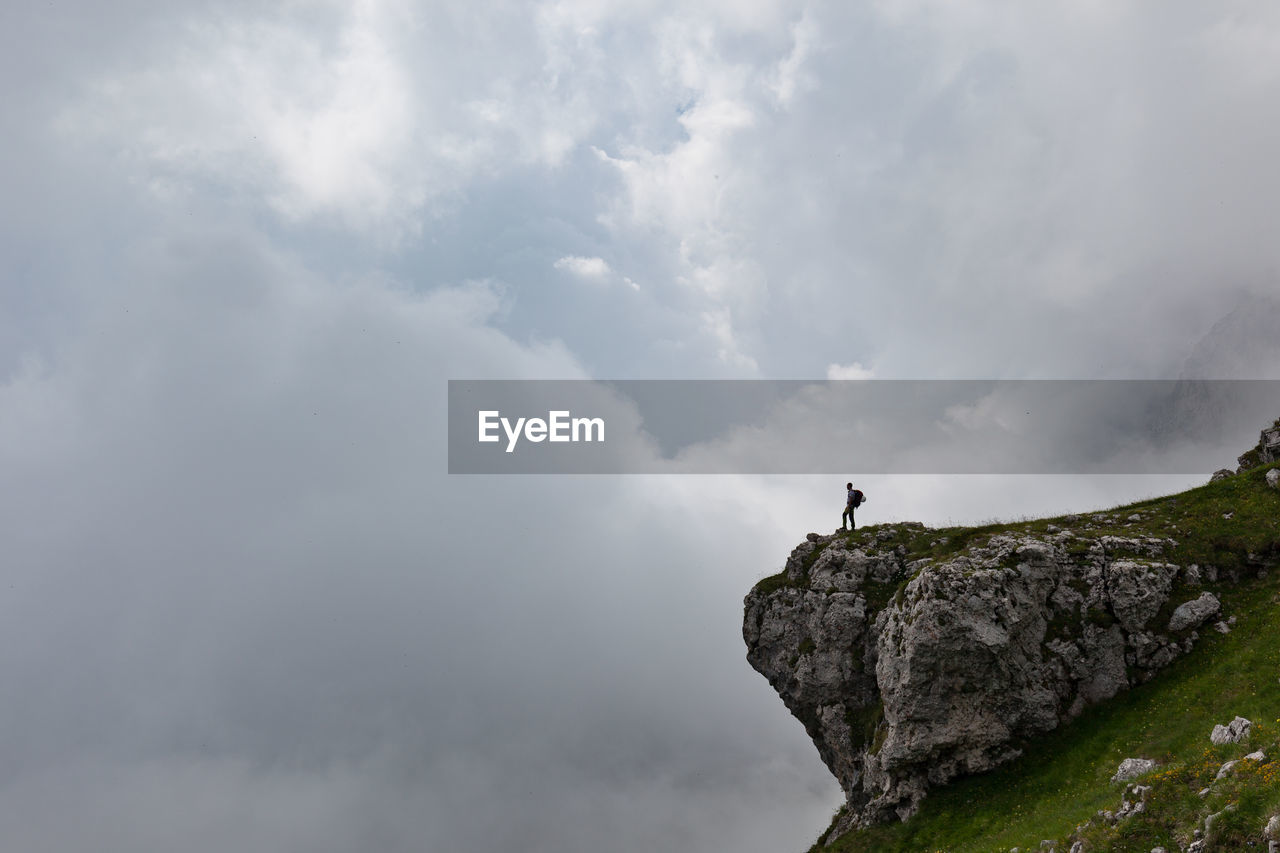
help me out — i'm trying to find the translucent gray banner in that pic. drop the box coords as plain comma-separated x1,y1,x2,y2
447,380,1280,474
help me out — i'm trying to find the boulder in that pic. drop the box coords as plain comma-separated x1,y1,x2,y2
1210,468,1234,481
1268,468,1280,490
1210,716,1253,745
1168,593,1221,633
1112,758,1157,784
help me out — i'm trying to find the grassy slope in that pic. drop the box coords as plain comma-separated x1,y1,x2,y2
802,462,1280,853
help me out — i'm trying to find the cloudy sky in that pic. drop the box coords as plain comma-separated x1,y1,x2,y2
4,2,1280,851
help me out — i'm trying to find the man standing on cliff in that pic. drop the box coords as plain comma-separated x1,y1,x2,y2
842,482,865,530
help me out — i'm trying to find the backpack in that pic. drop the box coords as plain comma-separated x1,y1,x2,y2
849,489,864,508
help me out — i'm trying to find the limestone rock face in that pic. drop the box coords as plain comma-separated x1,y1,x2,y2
744,526,1212,837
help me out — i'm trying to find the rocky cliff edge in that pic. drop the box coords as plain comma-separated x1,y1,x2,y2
744,420,1280,844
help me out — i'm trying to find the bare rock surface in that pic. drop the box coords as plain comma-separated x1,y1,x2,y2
1168,592,1221,632
1238,418,1280,472
1112,758,1158,784
744,525,1215,836
1210,716,1253,745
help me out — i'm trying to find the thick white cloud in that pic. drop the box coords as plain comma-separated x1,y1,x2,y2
554,254,612,279
0,225,844,850
826,361,875,380
56,0,1280,377
5,1,1280,850
58,3,421,236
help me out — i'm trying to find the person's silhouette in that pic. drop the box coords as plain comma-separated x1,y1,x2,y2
842,482,865,530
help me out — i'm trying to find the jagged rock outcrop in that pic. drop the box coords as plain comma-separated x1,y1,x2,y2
746,419,1280,844
744,526,1235,839
1239,417,1280,472
1210,716,1253,745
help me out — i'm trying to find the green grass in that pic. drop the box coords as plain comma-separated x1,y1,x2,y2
816,574,1280,852
752,569,795,597
756,464,1280,601
801,463,1280,852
